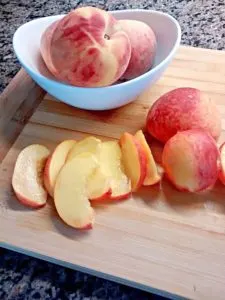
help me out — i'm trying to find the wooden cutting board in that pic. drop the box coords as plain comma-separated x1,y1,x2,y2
1,46,225,300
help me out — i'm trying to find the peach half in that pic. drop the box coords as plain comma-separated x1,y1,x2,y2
162,130,219,192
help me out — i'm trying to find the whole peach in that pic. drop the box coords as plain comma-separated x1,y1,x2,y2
162,130,219,192
40,20,59,77
146,88,221,143
40,7,131,87
119,19,156,80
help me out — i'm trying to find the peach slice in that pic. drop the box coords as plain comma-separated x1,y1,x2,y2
135,130,162,185
88,168,112,201
120,132,147,191
218,142,225,185
54,152,98,229
98,141,131,200
66,136,111,200
12,144,50,208
44,140,76,197
67,137,101,162
162,130,219,192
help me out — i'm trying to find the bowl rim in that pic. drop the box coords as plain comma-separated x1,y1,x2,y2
13,9,181,91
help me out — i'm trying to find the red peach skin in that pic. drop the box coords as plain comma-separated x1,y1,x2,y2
218,142,225,185
147,88,221,143
119,19,156,80
40,20,59,77
162,130,219,192
40,7,131,87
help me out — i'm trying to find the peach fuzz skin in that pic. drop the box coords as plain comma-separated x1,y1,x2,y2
40,7,131,87
147,88,221,143
119,20,156,80
218,143,225,185
162,130,219,192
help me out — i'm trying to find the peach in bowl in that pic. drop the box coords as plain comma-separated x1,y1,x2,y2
13,8,181,110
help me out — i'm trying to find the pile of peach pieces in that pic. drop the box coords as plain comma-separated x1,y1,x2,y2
12,87,225,230
40,6,156,87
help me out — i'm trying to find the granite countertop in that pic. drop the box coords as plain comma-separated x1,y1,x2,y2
1,0,225,299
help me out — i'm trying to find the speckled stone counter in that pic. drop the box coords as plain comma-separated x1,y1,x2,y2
1,0,225,299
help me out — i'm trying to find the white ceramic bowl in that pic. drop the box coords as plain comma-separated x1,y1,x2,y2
13,9,181,110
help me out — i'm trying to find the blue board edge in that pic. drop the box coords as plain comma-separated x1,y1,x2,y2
0,242,187,300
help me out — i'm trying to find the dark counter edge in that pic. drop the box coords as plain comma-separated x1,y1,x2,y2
0,242,186,300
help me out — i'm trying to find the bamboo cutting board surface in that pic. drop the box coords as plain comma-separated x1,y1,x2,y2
1,46,225,300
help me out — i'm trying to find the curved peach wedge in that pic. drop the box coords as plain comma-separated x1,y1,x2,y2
135,130,162,186
98,141,131,200
54,153,98,229
87,167,112,201
67,136,101,162
66,136,111,200
120,132,147,191
12,144,50,208
44,140,76,197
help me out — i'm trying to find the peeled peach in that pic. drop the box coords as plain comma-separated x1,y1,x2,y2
40,7,131,87
119,19,156,80
147,88,221,143
162,130,219,192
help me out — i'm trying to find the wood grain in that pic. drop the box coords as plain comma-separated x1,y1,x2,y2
1,46,225,300
0,69,45,162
